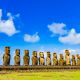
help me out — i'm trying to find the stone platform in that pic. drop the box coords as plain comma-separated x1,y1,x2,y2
0,66,80,71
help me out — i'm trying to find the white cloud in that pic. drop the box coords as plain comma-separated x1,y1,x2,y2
59,29,80,45
24,32,40,43
0,9,20,36
48,23,67,36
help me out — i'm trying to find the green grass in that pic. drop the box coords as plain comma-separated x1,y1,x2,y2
0,71,80,80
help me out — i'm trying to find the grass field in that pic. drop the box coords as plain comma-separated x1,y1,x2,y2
0,71,80,80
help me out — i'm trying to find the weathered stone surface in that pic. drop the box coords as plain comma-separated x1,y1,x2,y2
3,47,10,66
46,52,51,65
14,49,20,66
72,55,76,66
32,51,38,65
59,54,64,66
53,53,58,66
76,54,80,66
3,47,80,66
39,52,45,65
65,50,71,65
23,50,30,66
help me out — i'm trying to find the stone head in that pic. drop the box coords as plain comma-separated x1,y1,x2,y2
15,49,20,56
60,54,63,59
72,55,75,59
53,52,57,58
47,51,50,58
39,52,44,58
33,51,37,57
5,47,10,55
24,50,29,56
65,50,70,56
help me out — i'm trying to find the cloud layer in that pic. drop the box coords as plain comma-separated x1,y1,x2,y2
59,29,80,45
48,22,80,45
48,23,67,36
24,32,40,43
0,9,20,36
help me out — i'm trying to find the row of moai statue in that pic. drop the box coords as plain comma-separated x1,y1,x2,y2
3,47,80,66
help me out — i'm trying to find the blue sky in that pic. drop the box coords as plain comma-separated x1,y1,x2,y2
0,0,80,64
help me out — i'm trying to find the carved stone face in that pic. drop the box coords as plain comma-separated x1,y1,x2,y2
76,54,80,59
53,53,57,58
65,50,69,53
39,52,44,58
72,55,75,59
15,49,20,56
47,52,50,58
76,54,79,58
60,54,63,59
65,50,70,55
5,47,10,55
24,50,29,56
33,51,37,57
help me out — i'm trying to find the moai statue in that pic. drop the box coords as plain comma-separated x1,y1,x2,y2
32,51,38,65
76,54,80,66
39,52,45,65
58,54,64,66
23,50,30,66
65,50,71,65
3,47,10,66
53,53,58,66
72,55,76,66
46,51,51,65
14,49,20,66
